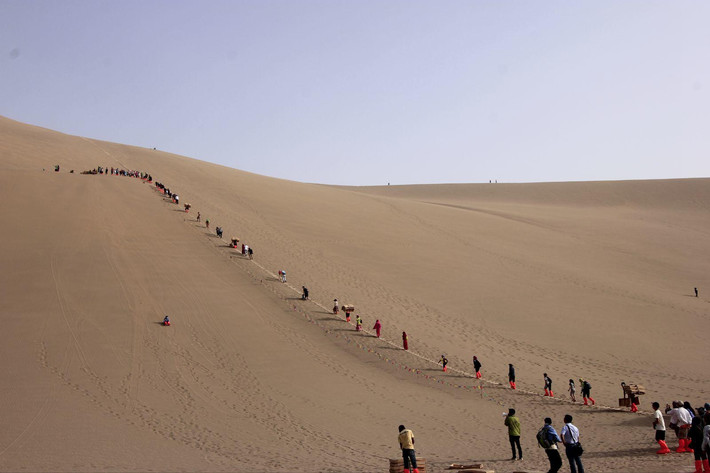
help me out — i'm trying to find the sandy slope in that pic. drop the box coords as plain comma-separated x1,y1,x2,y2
0,115,708,472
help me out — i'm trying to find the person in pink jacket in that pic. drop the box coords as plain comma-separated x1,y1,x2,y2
373,319,382,338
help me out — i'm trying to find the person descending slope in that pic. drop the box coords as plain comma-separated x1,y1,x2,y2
402,332,409,350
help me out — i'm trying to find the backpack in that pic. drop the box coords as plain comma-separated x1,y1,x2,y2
537,426,552,449
583,381,591,390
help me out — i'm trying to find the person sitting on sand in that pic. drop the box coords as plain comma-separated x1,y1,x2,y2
163,315,170,326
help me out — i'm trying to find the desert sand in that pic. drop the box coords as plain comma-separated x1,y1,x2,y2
0,115,708,472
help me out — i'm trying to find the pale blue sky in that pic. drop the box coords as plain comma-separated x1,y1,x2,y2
2,1,709,185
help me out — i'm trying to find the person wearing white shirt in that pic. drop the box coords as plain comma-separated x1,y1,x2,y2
652,402,670,454
667,401,694,452
560,414,584,473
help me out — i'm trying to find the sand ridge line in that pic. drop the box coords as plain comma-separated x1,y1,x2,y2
152,182,640,417
143,175,642,416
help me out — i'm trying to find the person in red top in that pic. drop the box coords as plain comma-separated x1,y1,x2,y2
402,332,408,350
373,320,382,338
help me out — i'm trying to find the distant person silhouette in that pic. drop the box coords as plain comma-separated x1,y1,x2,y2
695,287,699,297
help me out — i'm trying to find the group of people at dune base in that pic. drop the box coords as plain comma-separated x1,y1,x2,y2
653,400,710,473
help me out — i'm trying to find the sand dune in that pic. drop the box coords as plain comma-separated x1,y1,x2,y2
0,115,707,472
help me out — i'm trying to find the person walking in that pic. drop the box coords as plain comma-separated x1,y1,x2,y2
568,380,576,402
398,425,419,473
544,373,554,397
668,400,694,452
689,416,707,472
702,413,710,470
373,319,382,338
539,417,563,473
509,364,516,389
333,299,339,314
560,414,584,473
504,408,523,461
695,287,699,297
440,355,448,372
279,270,287,283
196,212,201,222
579,379,594,405
652,402,671,454
473,356,482,379
355,314,362,331
402,332,409,350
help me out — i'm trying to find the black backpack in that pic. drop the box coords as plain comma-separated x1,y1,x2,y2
537,426,552,449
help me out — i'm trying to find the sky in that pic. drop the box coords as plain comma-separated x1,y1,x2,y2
1,1,709,185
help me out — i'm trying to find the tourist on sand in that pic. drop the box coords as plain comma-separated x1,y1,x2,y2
539,417,562,473
248,246,253,259
355,314,362,331
279,270,287,283
652,402,671,454
668,400,694,452
440,354,448,372
509,364,516,389
568,380,576,402
695,287,699,297
473,356,482,379
402,332,408,350
579,379,594,405
702,413,710,467
544,373,554,397
689,416,707,472
163,315,170,326
333,299,339,314
205,218,210,229
373,319,381,338
685,401,698,418
504,408,522,461
301,286,309,300
196,212,200,222
560,414,584,473
398,425,419,473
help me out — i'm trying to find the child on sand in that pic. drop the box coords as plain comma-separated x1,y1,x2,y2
569,379,576,402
